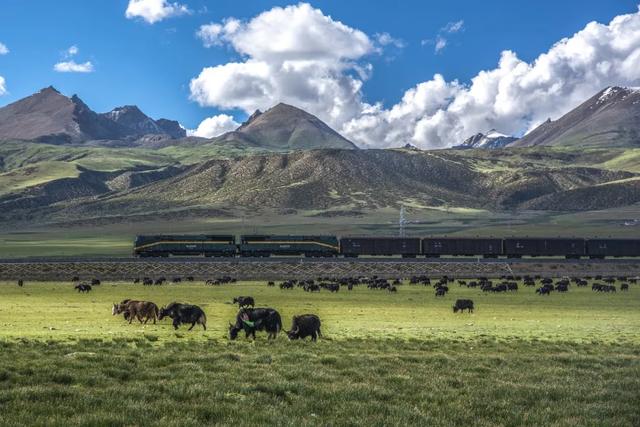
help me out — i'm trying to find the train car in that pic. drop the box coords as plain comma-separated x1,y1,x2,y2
239,235,339,257
133,235,236,257
504,238,585,258
339,237,421,257
586,238,640,258
422,237,503,258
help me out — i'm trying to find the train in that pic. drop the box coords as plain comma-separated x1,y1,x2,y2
133,235,640,259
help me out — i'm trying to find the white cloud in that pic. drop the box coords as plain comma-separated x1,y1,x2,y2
375,32,405,49
443,20,464,33
344,7,640,148
434,37,447,53
53,61,94,73
189,114,240,138
125,0,190,24
0,42,12,94
190,3,375,128
66,45,79,57
189,4,640,149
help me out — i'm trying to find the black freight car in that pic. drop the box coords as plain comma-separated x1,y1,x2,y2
133,235,236,257
239,235,339,257
340,237,421,258
586,239,640,258
504,238,585,259
422,237,503,258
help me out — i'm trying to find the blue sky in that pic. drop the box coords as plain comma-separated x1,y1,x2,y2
0,1,639,147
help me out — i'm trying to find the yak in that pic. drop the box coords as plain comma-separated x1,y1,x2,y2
453,299,474,313
159,302,207,330
229,308,282,340
233,296,255,308
113,300,159,324
75,284,92,293
287,314,322,341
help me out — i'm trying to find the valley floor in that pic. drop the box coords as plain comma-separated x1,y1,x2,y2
0,281,638,426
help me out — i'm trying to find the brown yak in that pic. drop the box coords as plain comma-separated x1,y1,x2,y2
112,300,159,324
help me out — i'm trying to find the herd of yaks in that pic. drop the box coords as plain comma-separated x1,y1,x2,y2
111,298,321,341
17,273,634,339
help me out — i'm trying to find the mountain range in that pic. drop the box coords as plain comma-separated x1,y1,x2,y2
0,87,186,144
0,85,639,229
1,85,638,150
0,87,357,151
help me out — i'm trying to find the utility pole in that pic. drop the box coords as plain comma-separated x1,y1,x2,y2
399,205,406,237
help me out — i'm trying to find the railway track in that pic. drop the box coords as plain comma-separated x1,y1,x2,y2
1,257,640,280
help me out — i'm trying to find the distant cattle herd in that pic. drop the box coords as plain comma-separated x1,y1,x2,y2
14,273,634,340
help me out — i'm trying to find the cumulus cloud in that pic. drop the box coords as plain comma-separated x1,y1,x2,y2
125,0,190,24
54,61,94,73
0,76,6,96
344,8,640,148
54,45,94,73
0,42,8,55
191,3,376,128
190,4,640,149
189,114,240,138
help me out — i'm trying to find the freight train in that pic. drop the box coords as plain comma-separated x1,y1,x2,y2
133,235,640,259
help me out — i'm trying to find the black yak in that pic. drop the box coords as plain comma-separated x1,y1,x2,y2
287,314,322,341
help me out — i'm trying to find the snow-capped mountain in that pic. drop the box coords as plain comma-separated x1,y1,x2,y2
455,129,518,149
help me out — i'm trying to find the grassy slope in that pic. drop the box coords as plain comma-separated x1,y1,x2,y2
0,141,176,170
0,281,638,426
0,161,80,196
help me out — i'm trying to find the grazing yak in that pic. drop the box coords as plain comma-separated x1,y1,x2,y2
287,314,322,341
536,286,552,295
159,302,207,331
233,296,255,308
75,284,92,293
112,300,159,324
229,308,282,340
453,299,474,313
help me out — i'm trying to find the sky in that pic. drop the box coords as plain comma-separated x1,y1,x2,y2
0,0,639,148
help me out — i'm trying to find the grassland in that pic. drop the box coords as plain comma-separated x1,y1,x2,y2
0,281,638,426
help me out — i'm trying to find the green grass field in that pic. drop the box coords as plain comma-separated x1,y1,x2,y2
0,280,638,426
